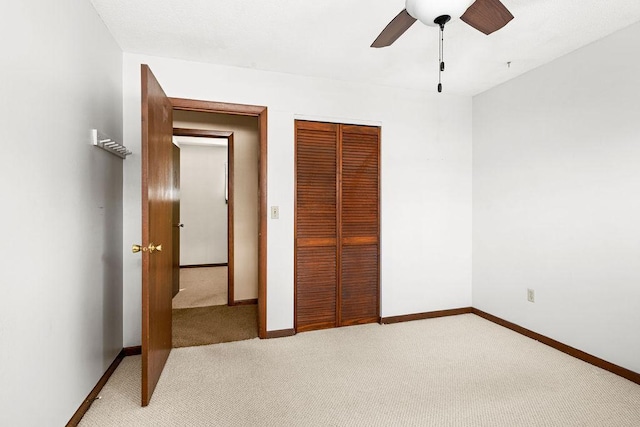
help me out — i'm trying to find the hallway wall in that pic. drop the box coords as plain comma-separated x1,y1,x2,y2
179,143,229,265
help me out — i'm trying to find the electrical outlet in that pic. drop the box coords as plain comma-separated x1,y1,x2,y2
527,288,535,303
270,206,279,219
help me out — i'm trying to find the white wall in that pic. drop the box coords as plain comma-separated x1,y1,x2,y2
179,144,228,265
122,53,472,345
0,1,123,425
473,22,640,373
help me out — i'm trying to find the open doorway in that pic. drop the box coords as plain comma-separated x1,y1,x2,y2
172,128,232,307
172,126,259,348
170,111,261,347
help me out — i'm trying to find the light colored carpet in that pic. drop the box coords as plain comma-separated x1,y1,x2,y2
79,314,640,426
172,267,227,309
172,304,258,348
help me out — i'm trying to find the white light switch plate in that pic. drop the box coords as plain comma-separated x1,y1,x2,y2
270,206,279,219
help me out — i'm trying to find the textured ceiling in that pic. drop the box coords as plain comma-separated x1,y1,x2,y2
89,0,640,95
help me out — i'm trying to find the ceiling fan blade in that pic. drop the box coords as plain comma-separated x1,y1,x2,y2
371,9,417,48
460,0,514,35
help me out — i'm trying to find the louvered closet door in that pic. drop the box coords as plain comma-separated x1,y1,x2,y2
340,125,380,325
295,121,338,332
295,121,380,332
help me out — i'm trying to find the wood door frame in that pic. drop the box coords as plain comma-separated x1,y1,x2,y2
170,97,268,339
173,127,236,306
171,143,181,298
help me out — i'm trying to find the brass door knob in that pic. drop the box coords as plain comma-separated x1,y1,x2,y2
132,243,162,253
131,245,147,254
132,244,147,253
148,243,162,253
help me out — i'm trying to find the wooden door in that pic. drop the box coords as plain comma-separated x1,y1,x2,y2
172,144,180,298
339,125,380,325
294,121,380,332
295,121,338,332
141,64,174,406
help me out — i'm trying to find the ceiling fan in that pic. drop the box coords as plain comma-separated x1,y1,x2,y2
372,0,514,91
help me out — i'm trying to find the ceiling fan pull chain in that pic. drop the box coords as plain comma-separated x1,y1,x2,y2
438,24,444,93
440,23,445,72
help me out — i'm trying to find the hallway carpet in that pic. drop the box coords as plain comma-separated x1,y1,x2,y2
172,304,258,348
172,266,227,309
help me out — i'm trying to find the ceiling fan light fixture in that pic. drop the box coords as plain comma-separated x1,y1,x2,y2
405,0,474,26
